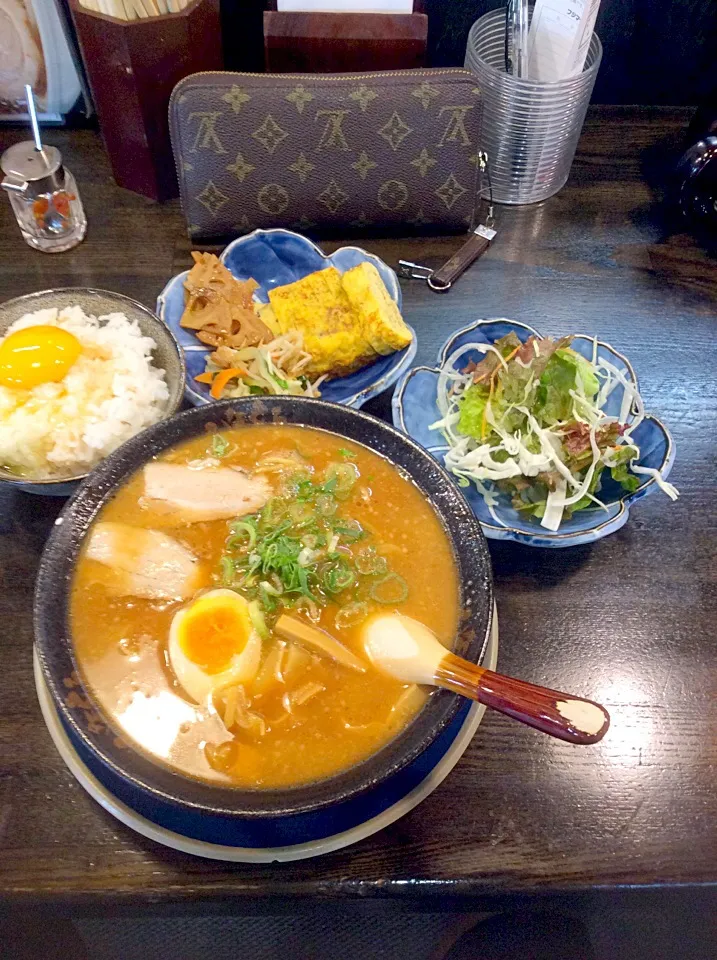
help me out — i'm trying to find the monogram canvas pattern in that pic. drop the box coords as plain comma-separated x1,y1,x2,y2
170,70,482,240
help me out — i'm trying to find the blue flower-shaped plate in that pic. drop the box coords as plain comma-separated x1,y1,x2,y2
392,319,676,548
157,228,416,409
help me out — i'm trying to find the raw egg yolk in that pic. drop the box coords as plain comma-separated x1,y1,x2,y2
179,596,252,674
0,325,82,389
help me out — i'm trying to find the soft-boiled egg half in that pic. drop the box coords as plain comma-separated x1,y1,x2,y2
168,589,262,705
0,325,82,390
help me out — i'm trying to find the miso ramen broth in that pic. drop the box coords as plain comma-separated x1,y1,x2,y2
70,424,460,788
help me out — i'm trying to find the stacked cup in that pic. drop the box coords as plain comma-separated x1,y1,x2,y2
465,7,602,204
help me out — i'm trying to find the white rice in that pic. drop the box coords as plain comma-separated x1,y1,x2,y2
0,305,169,480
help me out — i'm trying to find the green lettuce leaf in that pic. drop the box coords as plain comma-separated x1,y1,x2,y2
534,348,599,425
568,349,599,399
611,461,641,493
568,464,605,514
457,383,490,439
608,444,635,466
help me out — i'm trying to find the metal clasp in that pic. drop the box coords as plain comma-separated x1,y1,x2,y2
397,260,434,280
399,259,452,290
1,173,28,195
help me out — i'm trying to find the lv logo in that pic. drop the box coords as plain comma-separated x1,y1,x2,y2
315,109,351,152
437,106,474,147
188,112,226,154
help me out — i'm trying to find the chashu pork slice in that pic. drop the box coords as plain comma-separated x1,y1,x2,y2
85,522,203,600
142,462,272,523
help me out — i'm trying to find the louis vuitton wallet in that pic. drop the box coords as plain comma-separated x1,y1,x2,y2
169,69,483,240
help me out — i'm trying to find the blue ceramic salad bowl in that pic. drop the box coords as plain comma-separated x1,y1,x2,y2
392,319,676,548
157,228,416,409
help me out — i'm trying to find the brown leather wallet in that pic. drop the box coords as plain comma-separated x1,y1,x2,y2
169,69,483,240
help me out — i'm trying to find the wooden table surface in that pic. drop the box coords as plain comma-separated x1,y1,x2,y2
1,106,716,915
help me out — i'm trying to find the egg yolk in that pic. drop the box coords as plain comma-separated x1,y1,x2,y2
179,597,251,674
0,325,82,389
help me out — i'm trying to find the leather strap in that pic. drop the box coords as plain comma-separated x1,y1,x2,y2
428,224,497,291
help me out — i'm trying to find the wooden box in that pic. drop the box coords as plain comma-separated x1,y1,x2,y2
70,0,223,201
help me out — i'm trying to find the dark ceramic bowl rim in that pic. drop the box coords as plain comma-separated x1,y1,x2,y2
34,397,493,818
0,287,186,487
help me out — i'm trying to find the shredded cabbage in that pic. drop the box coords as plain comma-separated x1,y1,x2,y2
202,331,326,399
431,333,677,531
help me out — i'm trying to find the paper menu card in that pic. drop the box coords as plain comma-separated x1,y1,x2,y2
527,0,601,82
277,1,413,10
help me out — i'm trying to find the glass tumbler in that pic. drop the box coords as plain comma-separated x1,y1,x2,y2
1,142,87,253
465,8,602,204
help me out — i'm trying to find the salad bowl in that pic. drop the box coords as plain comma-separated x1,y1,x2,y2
392,319,676,548
157,228,416,409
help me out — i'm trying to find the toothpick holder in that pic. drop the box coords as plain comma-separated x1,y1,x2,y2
69,0,223,202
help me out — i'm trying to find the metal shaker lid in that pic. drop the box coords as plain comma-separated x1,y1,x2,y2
1,142,62,182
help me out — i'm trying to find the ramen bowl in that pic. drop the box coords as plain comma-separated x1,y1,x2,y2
34,397,493,849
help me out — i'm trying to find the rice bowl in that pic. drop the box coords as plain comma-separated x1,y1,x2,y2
0,291,183,487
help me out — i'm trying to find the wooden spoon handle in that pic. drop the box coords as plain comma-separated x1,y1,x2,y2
435,653,609,745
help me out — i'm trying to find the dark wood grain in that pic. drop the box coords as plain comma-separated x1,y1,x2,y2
263,11,428,72
0,107,716,915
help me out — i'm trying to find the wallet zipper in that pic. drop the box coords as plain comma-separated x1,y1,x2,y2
169,67,476,106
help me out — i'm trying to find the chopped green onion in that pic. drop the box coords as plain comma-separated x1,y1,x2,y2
294,596,321,622
258,583,278,613
262,520,293,544
261,498,286,526
248,600,270,640
322,475,338,495
315,493,337,517
211,433,230,458
289,501,314,524
227,519,257,551
220,556,236,586
322,559,356,595
339,448,357,460
295,479,315,501
370,573,409,604
355,546,388,576
325,462,359,500
333,519,365,543
335,601,369,629
260,579,282,595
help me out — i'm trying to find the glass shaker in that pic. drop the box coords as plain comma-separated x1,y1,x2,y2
1,142,87,253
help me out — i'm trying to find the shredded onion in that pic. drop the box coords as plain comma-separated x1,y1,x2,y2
202,331,325,399
430,335,677,532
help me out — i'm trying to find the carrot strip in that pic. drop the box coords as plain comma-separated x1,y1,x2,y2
194,371,215,384
473,345,522,385
210,367,249,399
501,345,522,367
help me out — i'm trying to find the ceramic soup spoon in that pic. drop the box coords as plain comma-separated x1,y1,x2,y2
362,613,609,745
